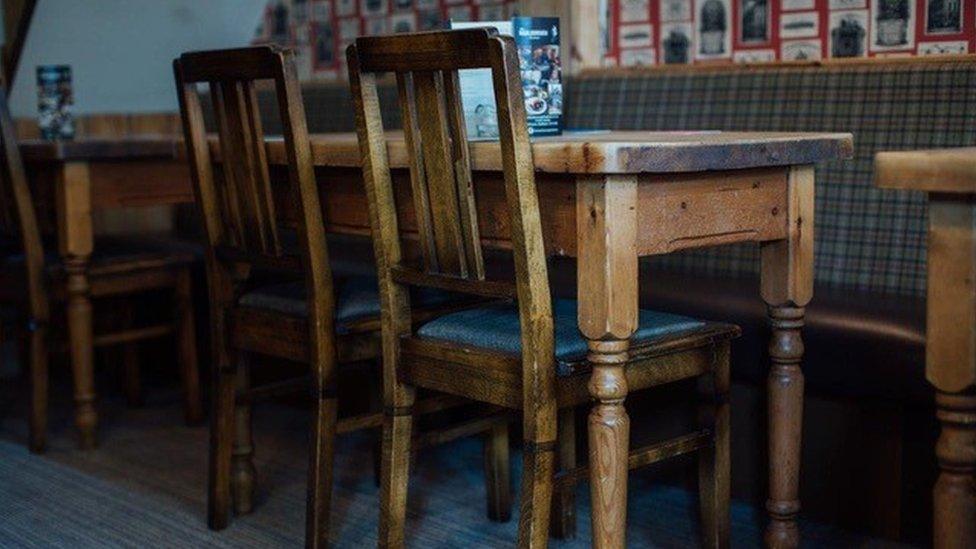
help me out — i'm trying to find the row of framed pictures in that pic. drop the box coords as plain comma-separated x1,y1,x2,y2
252,0,519,79
603,0,976,67
253,0,976,79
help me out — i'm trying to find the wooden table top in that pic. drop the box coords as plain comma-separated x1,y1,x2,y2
21,130,853,174
875,147,976,194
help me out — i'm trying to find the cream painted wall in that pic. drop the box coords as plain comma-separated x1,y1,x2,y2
8,0,266,117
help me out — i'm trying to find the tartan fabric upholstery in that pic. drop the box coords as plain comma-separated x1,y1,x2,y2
567,62,976,297
258,83,402,135
200,83,401,135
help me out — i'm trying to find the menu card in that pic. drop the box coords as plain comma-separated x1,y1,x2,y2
451,17,563,139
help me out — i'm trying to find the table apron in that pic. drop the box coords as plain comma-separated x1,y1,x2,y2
273,165,793,257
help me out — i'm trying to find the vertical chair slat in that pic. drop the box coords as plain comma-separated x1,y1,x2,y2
442,69,485,280
412,70,467,277
243,80,280,256
218,80,270,253
210,82,246,247
175,74,224,250
396,72,438,272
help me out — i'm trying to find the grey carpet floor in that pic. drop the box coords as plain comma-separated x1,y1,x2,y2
0,385,913,548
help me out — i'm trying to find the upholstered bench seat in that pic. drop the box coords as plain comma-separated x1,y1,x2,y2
238,275,461,333
416,298,708,375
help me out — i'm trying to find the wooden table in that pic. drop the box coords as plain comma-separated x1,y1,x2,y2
20,137,193,449
22,131,852,547
875,148,976,549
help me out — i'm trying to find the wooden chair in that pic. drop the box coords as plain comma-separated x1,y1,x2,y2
348,29,739,547
174,45,511,547
0,87,201,453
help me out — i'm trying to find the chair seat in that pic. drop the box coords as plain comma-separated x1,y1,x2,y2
416,298,710,375
237,275,462,333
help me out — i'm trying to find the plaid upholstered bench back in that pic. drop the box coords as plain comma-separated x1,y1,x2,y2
240,60,976,298
568,61,976,297
242,83,402,134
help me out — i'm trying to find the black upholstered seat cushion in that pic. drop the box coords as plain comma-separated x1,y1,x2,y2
415,298,709,376
237,275,459,334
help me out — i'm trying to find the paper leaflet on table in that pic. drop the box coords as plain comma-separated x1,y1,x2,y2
451,17,562,140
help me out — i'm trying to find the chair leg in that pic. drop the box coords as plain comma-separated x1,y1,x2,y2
27,323,48,454
208,354,236,530
306,360,338,547
0,320,5,376
121,342,143,407
231,354,256,516
698,346,731,549
517,425,556,547
174,270,203,425
368,367,383,488
550,408,577,539
113,300,144,407
378,386,415,549
484,420,512,522
933,390,976,549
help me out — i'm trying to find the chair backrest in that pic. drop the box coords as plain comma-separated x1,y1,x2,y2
0,86,48,325
347,29,554,366
174,46,336,345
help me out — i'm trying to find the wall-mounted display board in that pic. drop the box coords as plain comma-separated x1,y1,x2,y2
602,0,976,67
252,0,519,79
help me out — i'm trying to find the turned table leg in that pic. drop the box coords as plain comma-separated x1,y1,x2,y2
926,196,976,549
577,175,638,549
933,391,976,549
764,306,805,547
760,166,814,548
586,339,631,549
57,161,97,449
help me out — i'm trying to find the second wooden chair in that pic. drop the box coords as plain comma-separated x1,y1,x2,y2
175,45,511,547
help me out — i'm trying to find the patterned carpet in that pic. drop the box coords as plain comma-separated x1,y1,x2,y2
0,378,912,548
